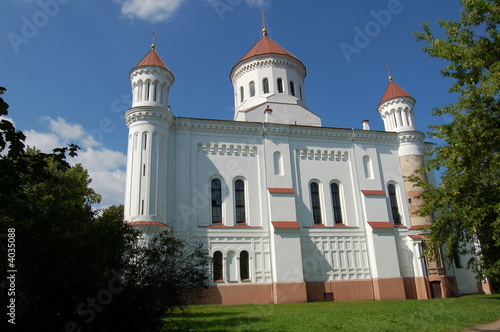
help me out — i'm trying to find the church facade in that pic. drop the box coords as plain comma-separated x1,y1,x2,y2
122,29,484,304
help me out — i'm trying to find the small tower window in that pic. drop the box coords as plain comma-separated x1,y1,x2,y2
331,183,343,224
290,81,295,96
299,86,303,100
388,184,402,224
263,78,269,93
235,180,246,223
249,81,255,97
211,179,222,223
146,81,151,101
277,78,284,93
310,182,322,224
239,86,244,102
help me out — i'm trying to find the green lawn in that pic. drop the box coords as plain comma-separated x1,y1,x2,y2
162,294,500,331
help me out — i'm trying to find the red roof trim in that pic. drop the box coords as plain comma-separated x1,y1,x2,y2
127,221,169,227
272,221,300,229
409,224,431,230
361,190,386,196
268,188,295,194
368,222,394,229
408,235,423,240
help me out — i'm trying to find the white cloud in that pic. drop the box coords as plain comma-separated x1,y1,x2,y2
112,0,270,23
114,0,186,23
23,117,127,208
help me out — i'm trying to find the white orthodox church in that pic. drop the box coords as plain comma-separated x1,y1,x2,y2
122,28,488,304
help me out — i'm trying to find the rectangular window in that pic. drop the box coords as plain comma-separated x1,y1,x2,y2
331,183,343,224
211,179,222,223
235,180,246,223
311,182,322,224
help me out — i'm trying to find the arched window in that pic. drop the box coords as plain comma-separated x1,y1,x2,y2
235,180,246,223
331,183,343,224
213,251,223,282
226,251,237,282
290,81,295,96
146,81,151,101
277,78,284,93
263,78,269,93
249,81,255,97
273,151,283,175
310,182,322,224
240,251,250,281
239,86,244,102
211,179,222,223
363,155,373,179
388,184,401,224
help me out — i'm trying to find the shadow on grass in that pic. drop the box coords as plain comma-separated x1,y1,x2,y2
162,309,270,331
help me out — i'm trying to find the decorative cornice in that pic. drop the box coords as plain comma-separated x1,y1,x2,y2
295,148,349,161
125,107,174,127
378,97,415,114
398,131,425,144
198,142,257,156
130,66,174,85
172,117,400,143
231,57,305,84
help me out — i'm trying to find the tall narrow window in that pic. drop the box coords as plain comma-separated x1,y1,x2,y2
290,81,295,96
211,179,222,223
249,81,255,97
299,86,303,100
277,78,284,93
310,182,322,224
213,251,223,282
239,86,244,102
143,133,148,150
263,78,269,93
388,184,401,224
146,81,151,101
235,180,246,223
331,183,343,224
240,251,249,280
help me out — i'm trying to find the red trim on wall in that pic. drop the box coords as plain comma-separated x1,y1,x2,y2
268,188,295,194
127,221,169,227
409,224,431,230
272,221,300,229
408,235,422,240
361,190,386,196
367,221,394,229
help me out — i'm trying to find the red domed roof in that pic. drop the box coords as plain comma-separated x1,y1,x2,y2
231,33,305,77
378,79,414,109
132,45,171,72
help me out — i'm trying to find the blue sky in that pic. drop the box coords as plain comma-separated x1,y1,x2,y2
0,0,461,207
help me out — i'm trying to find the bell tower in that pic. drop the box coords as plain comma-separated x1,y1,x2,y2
124,43,175,235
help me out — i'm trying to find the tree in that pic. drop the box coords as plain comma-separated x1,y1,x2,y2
413,0,500,288
0,86,210,331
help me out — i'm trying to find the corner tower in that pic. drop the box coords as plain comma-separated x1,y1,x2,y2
230,28,321,126
377,77,431,227
124,44,175,234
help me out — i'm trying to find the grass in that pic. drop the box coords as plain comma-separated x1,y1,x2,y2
161,294,500,331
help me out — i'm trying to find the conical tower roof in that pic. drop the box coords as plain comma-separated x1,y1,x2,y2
132,45,171,72
378,79,414,109
230,31,305,78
